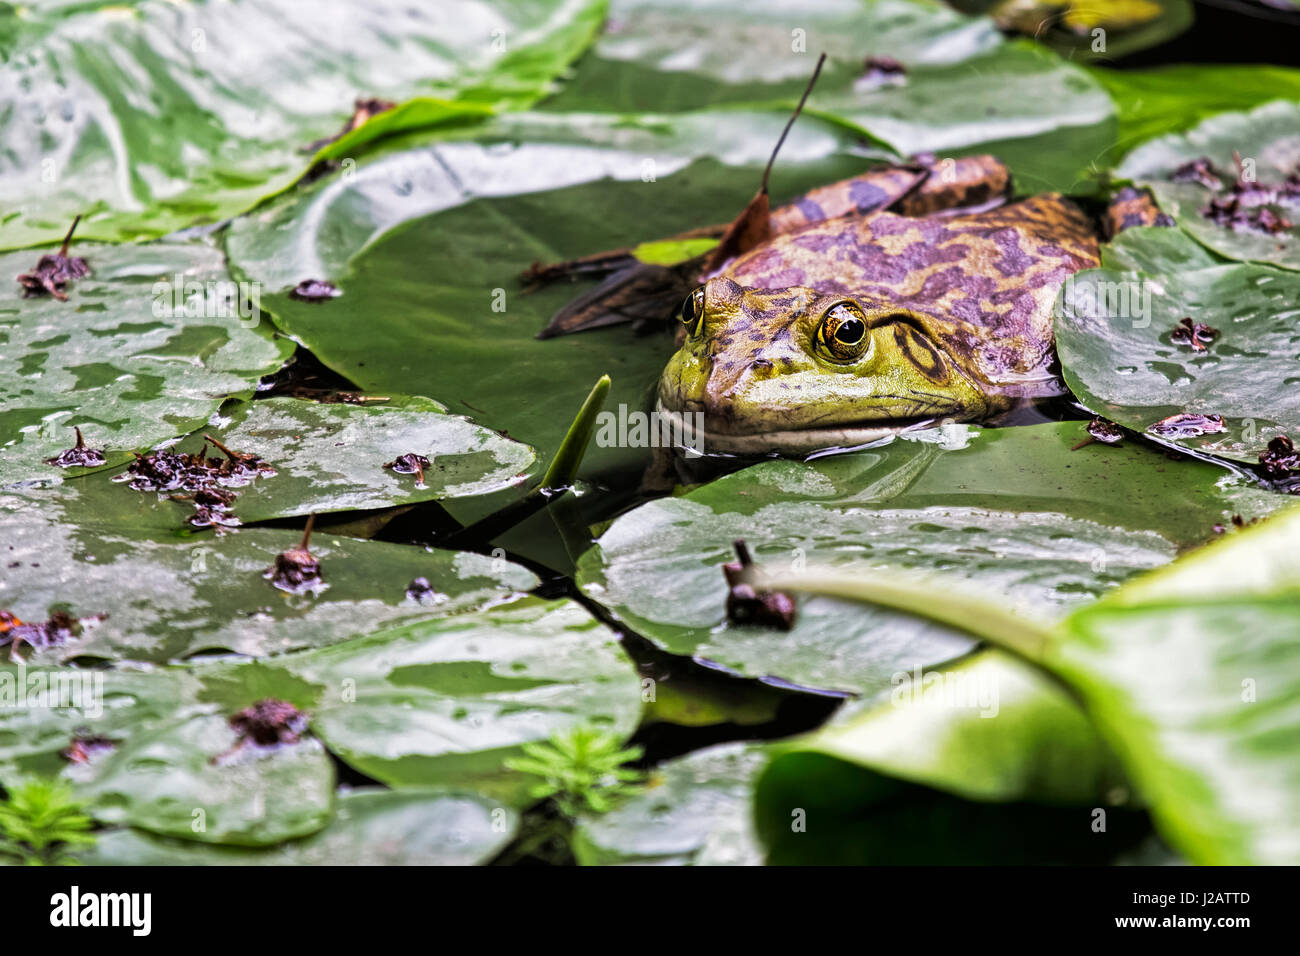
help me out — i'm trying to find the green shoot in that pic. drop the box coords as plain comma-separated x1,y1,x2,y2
0,778,96,866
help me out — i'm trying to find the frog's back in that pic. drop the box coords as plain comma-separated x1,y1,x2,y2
724,194,1101,397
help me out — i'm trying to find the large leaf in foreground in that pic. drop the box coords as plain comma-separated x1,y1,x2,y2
1116,101,1300,270
753,649,1147,864
0,486,537,662
226,110,878,470
83,789,515,865
1049,504,1300,864
0,0,608,248
0,241,290,487
576,422,1280,694
1056,247,1300,463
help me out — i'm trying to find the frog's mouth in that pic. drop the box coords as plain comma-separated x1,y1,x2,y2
653,401,943,456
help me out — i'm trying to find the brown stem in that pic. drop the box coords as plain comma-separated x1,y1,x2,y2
299,513,317,551
1070,437,1095,451
203,434,242,461
59,215,82,258
733,539,753,567
72,426,85,449
761,52,827,195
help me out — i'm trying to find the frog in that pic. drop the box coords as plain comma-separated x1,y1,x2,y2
531,141,1168,455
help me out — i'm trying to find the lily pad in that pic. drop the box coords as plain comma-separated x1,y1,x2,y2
753,649,1147,864
576,422,1283,694
0,486,538,662
185,396,535,521
82,789,515,865
226,110,881,471
1056,250,1300,463
573,743,765,865
545,1,1114,193
1048,504,1300,864
0,663,331,846
270,595,643,806
0,0,609,248
1116,101,1300,270
0,241,291,488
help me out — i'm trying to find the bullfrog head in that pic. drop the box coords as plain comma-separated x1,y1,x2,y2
658,277,993,453
656,194,1101,454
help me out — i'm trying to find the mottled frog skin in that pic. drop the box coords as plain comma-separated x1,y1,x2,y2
655,157,1116,453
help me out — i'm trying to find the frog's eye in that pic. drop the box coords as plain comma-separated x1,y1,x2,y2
679,287,706,335
815,302,870,363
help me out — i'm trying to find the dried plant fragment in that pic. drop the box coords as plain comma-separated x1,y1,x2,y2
1213,514,1260,534
1072,417,1123,450
1146,413,1227,439
289,279,342,302
384,453,430,488
16,216,90,301
723,540,796,631
265,516,324,593
212,698,310,765
44,427,106,468
1171,157,1223,191
303,97,396,153
405,576,445,603
856,56,906,91
1170,316,1219,352
61,733,116,765
1259,435,1300,479
0,609,105,661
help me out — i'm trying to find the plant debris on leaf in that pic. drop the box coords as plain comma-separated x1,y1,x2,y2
1259,435,1300,479
61,733,117,765
289,280,342,302
1170,317,1219,351
213,698,310,765
383,453,431,488
303,97,397,153
15,217,90,301
265,517,325,594
723,540,796,631
0,609,104,660
1072,417,1125,450
44,427,106,469
1147,413,1227,439
856,56,907,91
405,577,445,603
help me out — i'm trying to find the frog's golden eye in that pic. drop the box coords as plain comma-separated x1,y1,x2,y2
679,287,706,335
815,302,871,363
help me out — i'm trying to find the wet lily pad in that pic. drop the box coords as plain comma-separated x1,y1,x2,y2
184,396,535,521
226,110,881,471
0,241,291,488
573,743,765,865
753,649,1146,864
82,789,515,865
576,422,1283,694
545,0,1114,193
1116,101,1300,270
1048,504,1300,864
267,595,643,806
0,486,538,663
0,0,608,248
1056,245,1300,463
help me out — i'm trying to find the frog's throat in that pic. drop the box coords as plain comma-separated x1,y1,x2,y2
653,400,946,455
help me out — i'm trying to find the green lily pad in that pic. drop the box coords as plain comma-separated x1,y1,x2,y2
79,714,335,846
0,0,608,248
0,486,538,663
82,789,515,865
185,396,535,521
573,743,765,866
545,1,1114,193
753,649,1147,864
0,241,291,488
576,422,1283,694
1048,504,1300,864
0,664,331,846
1056,251,1300,463
225,110,881,471
1116,101,1300,270
1090,63,1300,162
270,595,643,806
